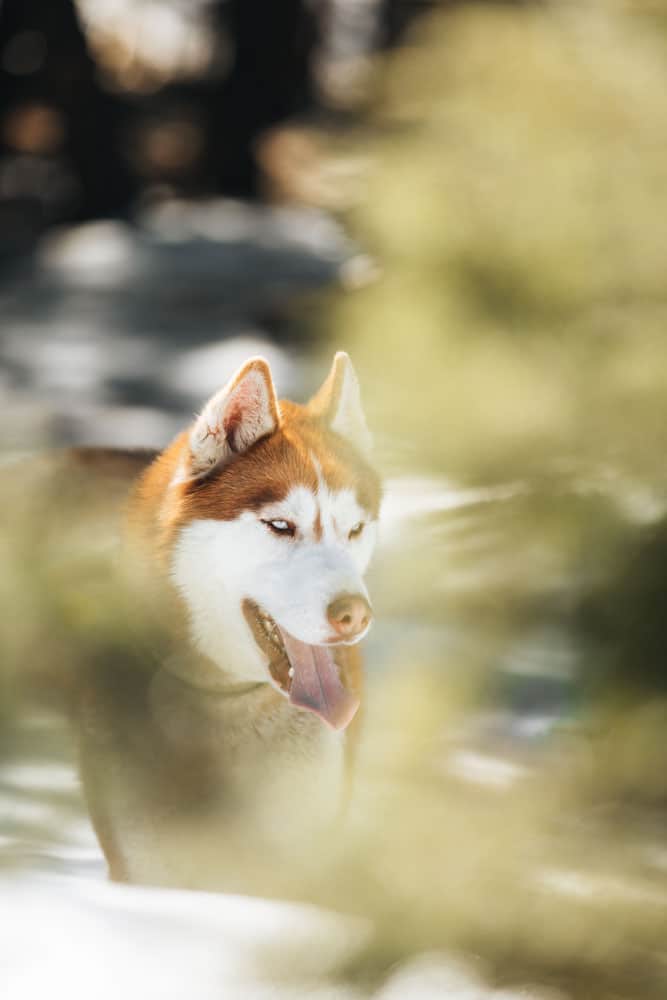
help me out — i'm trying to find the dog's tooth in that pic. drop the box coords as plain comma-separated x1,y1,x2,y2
288,667,294,678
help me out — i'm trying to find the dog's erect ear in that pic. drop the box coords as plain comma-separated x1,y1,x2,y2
308,352,372,454
188,358,280,478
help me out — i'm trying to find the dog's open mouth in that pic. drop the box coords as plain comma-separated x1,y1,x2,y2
242,599,359,731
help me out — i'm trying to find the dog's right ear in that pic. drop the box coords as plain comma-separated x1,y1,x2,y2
186,358,280,478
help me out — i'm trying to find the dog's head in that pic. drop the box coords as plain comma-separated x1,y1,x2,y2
156,353,381,730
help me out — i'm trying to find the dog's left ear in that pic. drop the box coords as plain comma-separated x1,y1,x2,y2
188,357,280,478
308,352,372,454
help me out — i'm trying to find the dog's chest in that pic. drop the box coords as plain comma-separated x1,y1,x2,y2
82,669,346,889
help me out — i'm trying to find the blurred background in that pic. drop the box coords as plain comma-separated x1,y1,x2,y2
2,2,667,999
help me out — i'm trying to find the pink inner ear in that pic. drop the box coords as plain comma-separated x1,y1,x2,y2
222,399,245,453
222,374,270,453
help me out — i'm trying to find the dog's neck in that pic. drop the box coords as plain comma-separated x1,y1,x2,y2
161,648,268,698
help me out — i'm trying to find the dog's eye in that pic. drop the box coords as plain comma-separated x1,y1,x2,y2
262,519,296,537
348,522,365,540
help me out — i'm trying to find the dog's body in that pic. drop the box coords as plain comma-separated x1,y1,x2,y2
74,353,381,890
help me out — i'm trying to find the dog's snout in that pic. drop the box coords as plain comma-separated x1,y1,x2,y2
327,594,372,640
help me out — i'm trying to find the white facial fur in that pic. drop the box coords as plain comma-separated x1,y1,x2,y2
170,471,377,683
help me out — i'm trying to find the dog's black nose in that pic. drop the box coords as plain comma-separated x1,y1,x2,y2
327,594,372,640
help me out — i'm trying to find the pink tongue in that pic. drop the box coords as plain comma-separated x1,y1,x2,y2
278,628,359,731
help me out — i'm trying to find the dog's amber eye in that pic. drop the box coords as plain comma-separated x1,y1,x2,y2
262,519,296,537
348,522,364,540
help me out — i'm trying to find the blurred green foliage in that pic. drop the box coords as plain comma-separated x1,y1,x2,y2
341,0,667,485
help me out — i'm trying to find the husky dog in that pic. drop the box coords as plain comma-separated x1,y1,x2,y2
79,353,381,887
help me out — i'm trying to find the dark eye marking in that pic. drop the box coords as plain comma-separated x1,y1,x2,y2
262,519,296,538
348,522,365,540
